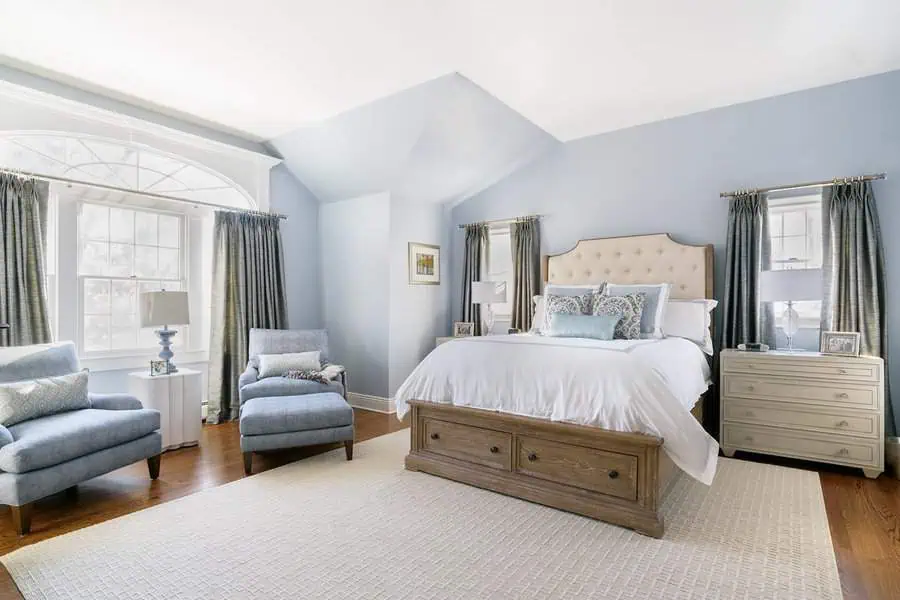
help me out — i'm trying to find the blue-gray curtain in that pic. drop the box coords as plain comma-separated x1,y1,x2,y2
461,224,488,336
208,211,288,423
722,192,776,349
510,217,541,332
0,174,52,346
821,180,893,435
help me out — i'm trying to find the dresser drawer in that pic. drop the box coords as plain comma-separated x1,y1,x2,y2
422,418,512,470
723,398,880,439
723,424,881,468
722,355,880,383
723,375,880,410
515,436,637,501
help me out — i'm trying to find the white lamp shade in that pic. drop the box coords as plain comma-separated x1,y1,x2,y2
139,291,190,327
471,281,507,304
759,269,823,303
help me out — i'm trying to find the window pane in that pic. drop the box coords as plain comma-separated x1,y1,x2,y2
83,315,110,351
782,211,806,236
135,212,158,245
782,236,807,262
110,280,136,314
109,208,134,243
134,246,159,277
108,243,134,277
81,204,109,241
80,241,109,275
139,327,159,349
158,215,180,248
110,313,137,350
138,280,163,297
769,214,782,237
83,279,110,315
158,248,180,279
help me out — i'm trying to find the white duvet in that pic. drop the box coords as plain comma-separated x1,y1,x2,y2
394,335,719,484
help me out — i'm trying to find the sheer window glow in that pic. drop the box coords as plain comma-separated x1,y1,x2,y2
768,194,822,325
78,202,186,353
487,227,514,317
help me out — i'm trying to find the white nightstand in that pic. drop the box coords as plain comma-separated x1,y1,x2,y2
128,368,203,451
720,349,884,478
435,337,456,347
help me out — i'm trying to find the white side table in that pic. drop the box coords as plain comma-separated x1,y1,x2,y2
128,368,203,451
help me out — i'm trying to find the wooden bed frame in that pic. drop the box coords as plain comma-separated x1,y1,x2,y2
405,233,714,538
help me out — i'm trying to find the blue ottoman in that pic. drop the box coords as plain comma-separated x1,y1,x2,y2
239,392,355,474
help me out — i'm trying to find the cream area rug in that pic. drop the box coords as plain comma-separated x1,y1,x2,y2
3,431,841,600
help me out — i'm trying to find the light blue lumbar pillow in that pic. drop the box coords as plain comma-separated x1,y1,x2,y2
546,312,622,340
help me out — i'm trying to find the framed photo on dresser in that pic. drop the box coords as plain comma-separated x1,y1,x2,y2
820,331,861,356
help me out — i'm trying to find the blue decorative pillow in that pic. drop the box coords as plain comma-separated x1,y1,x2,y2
542,293,592,333
546,313,622,340
591,293,646,340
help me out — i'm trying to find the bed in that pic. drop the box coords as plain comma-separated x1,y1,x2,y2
397,233,717,537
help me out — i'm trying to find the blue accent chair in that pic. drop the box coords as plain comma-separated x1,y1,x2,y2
0,342,162,534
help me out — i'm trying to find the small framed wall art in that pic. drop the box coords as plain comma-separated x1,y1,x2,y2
409,242,440,285
820,331,861,357
453,322,474,337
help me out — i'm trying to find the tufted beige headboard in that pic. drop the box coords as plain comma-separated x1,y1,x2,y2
542,233,714,299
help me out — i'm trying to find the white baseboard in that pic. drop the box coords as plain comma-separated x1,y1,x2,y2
348,392,396,414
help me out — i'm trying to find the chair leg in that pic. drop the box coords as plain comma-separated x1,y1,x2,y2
147,454,161,480
344,440,353,461
243,452,252,475
11,503,32,536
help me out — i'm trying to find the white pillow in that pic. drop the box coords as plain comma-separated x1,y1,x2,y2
257,351,322,379
605,283,671,338
662,299,718,354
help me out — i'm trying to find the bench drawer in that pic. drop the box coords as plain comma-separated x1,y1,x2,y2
422,418,512,470
515,436,637,501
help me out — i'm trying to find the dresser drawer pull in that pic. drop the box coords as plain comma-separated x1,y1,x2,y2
835,420,850,428
744,410,756,418
430,433,440,440
836,448,850,456
489,446,500,454
837,368,848,374
745,385,755,392
527,452,538,462
744,436,754,443
835,392,850,399
608,470,619,479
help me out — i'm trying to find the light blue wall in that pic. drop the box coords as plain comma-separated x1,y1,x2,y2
452,70,900,393
319,193,392,397
269,164,323,329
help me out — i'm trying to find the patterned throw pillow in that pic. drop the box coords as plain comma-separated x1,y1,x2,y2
591,293,646,340
543,293,592,332
283,369,331,385
0,370,91,427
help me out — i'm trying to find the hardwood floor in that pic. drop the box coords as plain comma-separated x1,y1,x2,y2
0,410,896,599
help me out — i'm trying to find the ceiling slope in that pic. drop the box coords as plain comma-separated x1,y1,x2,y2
268,73,558,204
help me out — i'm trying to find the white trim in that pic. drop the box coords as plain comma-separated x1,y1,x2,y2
347,392,396,414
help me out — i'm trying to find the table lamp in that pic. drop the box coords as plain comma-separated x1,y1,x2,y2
759,268,822,351
471,281,507,335
139,290,190,372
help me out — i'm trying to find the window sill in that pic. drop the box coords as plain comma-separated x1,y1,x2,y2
80,350,209,373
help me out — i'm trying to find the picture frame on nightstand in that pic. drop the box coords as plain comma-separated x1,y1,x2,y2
149,360,170,376
820,331,861,356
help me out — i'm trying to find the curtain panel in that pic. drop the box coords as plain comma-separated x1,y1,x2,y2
207,211,288,423
722,192,775,349
821,181,893,435
510,217,541,332
461,224,488,336
0,174,52,346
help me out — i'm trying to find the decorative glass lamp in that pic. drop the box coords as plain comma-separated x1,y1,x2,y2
759,268,822,351
471,281,508,335
139,290,190,372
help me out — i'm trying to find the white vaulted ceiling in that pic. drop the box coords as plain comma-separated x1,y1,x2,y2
2,0,899,143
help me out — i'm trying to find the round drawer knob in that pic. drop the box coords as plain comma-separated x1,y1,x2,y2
608,470,619,479
836,393,849,399
836,420,850,428
527,453,538,462
430,433,440,440
746,385,755,392
745,410,756,417
838,369,848,374
489,446,500,454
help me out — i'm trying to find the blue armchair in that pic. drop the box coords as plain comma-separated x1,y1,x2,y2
0,342,162,534
238,329,346,406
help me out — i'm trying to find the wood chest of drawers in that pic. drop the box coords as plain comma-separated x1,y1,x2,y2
720,349,884,478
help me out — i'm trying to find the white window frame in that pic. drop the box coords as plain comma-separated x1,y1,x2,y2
767,193,823,328
487,225,514,319
75,201,190,360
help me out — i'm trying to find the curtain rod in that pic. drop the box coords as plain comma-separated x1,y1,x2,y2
0,167,288,220
720,173,886,198
457,214,542,230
